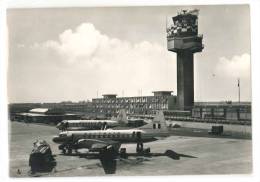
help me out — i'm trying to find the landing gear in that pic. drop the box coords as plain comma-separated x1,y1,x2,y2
67,148,72,155
59,144,73,154
120,148,127,159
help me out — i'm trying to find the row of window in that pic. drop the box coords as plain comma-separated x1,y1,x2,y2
95,104,168,109
69,122,106,127
93,97,169,104
79,131,141,139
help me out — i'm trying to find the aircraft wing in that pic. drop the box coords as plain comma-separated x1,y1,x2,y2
91,142,115,150
76,139,121,152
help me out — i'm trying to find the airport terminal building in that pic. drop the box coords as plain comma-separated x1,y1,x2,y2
92,91,177,115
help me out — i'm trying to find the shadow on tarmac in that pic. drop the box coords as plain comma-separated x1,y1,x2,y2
59,149,197,174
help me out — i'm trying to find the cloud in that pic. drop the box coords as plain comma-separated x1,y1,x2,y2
11,23,251,102
33,23,177,98
215,53,251,79
205,53,251,101
42,24,105,63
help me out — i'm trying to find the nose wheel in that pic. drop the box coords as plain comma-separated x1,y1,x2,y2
59,144,73,155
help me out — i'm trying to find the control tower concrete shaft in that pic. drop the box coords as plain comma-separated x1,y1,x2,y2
167,9,204,110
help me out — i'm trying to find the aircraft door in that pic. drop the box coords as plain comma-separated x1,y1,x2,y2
65,122,69,130
102,122,107,130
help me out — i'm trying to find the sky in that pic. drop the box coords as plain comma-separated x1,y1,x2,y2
7,5,251,103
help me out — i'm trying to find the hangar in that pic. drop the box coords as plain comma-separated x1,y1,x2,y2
13,108,80,124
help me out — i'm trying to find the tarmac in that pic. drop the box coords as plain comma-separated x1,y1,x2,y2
9,121,252,177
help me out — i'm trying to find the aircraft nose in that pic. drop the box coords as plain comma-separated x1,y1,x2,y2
56,123,60,128
52,135,61,143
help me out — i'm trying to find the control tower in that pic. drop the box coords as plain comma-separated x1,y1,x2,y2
167,9,204,110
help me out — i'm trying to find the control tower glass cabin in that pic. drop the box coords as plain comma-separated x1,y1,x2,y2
167,9,204,110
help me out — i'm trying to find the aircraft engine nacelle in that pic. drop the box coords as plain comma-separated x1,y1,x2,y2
76,139,94,149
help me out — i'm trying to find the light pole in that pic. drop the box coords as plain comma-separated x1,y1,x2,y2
238,78,240,104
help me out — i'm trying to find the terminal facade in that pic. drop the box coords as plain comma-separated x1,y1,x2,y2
92,91,177,115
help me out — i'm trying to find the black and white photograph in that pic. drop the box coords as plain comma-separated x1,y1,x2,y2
1,1,258,180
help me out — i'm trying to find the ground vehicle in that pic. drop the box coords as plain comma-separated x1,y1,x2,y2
29,140,56,174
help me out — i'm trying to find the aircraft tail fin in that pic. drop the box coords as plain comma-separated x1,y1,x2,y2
139,110,168,131
116,109,128,124
152,110,168,130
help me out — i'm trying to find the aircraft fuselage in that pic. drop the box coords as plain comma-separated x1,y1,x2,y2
52,129,163,145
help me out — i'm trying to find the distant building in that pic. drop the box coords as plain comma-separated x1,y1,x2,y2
102,94,117,99
192,103,251,121
92,91,177,115
42,102,94,114
13,108,80,124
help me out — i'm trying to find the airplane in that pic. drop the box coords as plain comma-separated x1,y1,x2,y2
52,111,170,155
56,109,131,131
